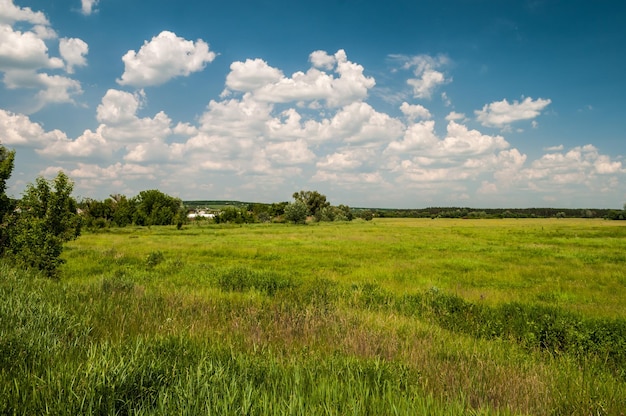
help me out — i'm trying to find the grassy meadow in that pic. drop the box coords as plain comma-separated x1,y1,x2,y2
2,218,626,414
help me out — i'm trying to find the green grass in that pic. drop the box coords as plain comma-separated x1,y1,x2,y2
2,218,626,414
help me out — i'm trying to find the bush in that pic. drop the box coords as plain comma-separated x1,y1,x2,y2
5,172,81,277
284,200,307,224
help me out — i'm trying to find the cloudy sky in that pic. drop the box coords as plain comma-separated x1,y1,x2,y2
1,0,625,208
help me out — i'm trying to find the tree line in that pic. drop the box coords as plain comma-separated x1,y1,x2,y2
372,206,624,220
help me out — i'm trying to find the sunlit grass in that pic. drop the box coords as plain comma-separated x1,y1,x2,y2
3,218,626,414
63,218,626,317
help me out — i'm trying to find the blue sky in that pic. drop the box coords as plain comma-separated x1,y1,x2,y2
1,0,625,208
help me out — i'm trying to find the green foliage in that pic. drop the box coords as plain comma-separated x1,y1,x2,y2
359,209,374,221
145,250,165,268
6,172,81,277
0,144,15,253
284,200,308,224
133,189,184,226
292,190,330,219
214,206,255,224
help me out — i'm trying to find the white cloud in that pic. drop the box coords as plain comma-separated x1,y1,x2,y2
516,145,625,196
0,3,87,112
385,120,508,159
309,50,336,70
391,54,451,99
445,111,466,122
0,108,66,146
124,138,172,163
199,93,273,139
312,170,386,187
0,24,61,70
316,148,375,172
0,0,49,25
38,128,109,159
265,139,315,165
59,38,88,73
96,89,144,124
544,144,564,151
117,31,216,87
96,89,172,143
225,59,283,91
475,96,551,128
80,0,99,15
33,72,83,108
294,101,404,145
400,102,431,121
224,50,375,108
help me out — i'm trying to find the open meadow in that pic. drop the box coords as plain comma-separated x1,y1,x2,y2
2,218,626,414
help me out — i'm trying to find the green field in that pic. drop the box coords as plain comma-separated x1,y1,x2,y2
2,218,626,414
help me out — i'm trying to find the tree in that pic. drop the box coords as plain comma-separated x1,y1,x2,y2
292,190,330,220
284,200,307,224
6,171,81,277
0,144,15,254
133,189,183,226
360,210,374,221
111,194,136,227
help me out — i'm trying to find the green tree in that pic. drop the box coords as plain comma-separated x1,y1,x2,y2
133,189,183,226
111,194,136,227
0,144,16,253
292,190,330,220
360,209,374,221
7,172,81,277
284,200,307,224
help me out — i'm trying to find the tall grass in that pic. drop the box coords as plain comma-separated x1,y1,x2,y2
2,218,626,414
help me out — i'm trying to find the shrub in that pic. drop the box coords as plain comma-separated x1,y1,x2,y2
5,172,81,277
284,200,307,224
146,251,165,268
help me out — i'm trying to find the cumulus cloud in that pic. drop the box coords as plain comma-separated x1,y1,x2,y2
445,111,466,122
34,89,175,162
391,54,451,99
225,59,283,91
475,96,551,128
80,0,99,15
0,24,62,70
0,0,49,25
117,31,216,87
0,108,67,146
0,1,86,112
33,73,83,108
400,102,431,121
38,127,109,159
265,139,315,165
309,50,336,70
96,89,172,143
385,120,508,159
59,37,88,73
223,49,375,108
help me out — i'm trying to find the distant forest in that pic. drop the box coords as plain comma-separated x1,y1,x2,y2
185,200,624,220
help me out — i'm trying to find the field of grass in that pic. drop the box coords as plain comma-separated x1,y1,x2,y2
2,218,626,414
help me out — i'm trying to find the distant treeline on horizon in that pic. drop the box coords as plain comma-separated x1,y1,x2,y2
184,201,624,220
